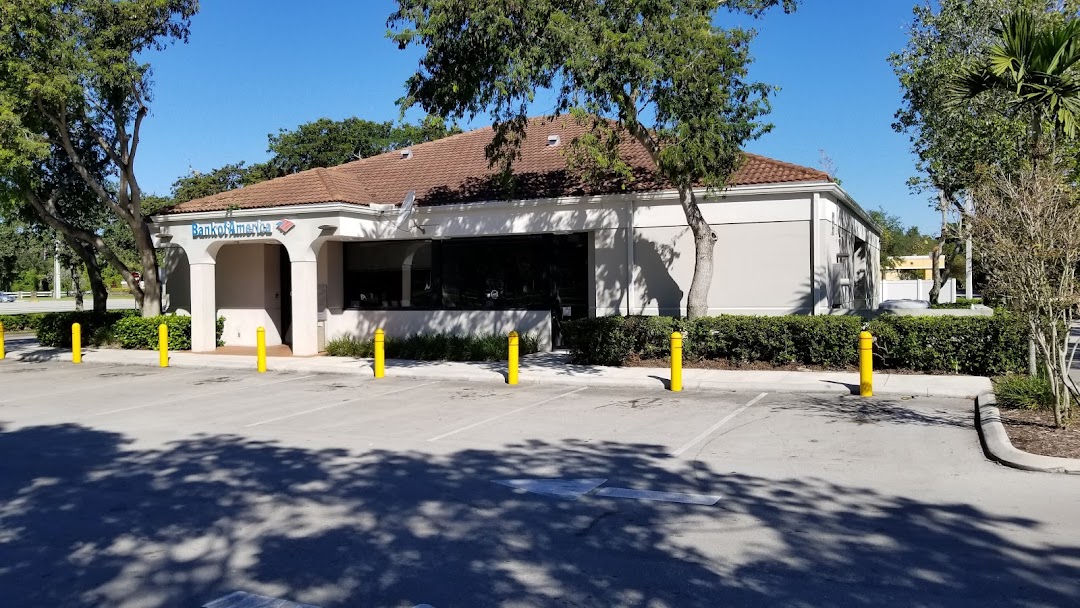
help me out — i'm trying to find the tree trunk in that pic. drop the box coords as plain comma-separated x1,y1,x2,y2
680,185,717,319
131,217,161,317
930,192,948,304
62,234,108,313
70,260,83,311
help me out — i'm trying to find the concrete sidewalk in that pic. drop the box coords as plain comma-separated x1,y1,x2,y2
2,339,991,398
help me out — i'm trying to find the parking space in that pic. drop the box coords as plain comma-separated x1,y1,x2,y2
2,359,1080,607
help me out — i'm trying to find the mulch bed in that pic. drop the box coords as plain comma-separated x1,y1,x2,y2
999,409,1080,459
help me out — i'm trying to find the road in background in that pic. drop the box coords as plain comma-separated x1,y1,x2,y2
0,298,137,314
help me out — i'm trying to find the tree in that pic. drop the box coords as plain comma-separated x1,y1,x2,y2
388,0,797,318
973,164,1080,426
0,0,199,317
868,208,937,269
951,10,1080,156
890,0,1034,302
171,162,269,204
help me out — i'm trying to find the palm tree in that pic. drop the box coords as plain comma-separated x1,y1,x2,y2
951,11,1080,152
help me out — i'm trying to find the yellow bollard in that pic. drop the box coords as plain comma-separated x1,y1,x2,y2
256,326,267,373
158,323,169,368
374,328,385,379
0,321,5,361
72,322,82,364
859,330,873,397
670,331,683,392
508,330,519,385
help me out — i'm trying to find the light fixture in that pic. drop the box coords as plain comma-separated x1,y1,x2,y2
553,230,572,236
430,234,449,241
156,233,173,242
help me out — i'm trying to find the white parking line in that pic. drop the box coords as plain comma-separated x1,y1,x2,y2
427,386,589,442
244,381,439,427
2,369,203,403
670,392,768,457
93,374,318,416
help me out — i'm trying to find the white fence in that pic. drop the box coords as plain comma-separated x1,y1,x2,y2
4,291,86,299
881,278,956,303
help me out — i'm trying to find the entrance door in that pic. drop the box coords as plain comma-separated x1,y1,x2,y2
279,245,292,345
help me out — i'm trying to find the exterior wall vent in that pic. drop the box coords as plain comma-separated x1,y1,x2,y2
546,135,560,147
400,149,413,159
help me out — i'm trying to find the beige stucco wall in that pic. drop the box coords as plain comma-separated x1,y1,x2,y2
326,309,553,351
216,243,283,346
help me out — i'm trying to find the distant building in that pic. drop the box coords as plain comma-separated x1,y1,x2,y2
883,254,945,281
152,116,881,355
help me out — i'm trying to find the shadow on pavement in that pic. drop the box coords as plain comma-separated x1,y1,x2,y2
0,424,1076,606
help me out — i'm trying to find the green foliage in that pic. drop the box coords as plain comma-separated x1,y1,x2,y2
952,11,1080,142
326,332,540,362
0,0,200,318
993,374,1056,410
564,314,1027,375
170,162,270,204
388,0,798,317
866,314,1026,375
35,310,139,348
869,208,937,269
0,313,43,332
29,311,223,350
890,0,1030,199
112,315,193,350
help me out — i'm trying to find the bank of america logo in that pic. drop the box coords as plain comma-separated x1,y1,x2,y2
276,219,296,234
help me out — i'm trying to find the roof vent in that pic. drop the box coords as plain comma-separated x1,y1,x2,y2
546,134,560,147
400,149,413,159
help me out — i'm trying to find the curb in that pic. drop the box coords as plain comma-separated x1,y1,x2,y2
975,393,1080,474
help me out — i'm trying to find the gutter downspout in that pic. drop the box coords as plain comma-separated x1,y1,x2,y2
810,193,819,315
626,199,635,316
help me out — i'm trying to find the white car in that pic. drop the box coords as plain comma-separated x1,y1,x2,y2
0,293,15,303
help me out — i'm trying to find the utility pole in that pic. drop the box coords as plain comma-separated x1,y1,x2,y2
53,238,61,299
964,194,973,301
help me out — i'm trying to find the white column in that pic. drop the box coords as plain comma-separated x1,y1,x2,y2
190,262,217,352
291,260,319,356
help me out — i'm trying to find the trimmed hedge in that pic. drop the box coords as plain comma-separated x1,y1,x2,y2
0,313,44,332
327,332,541,362
563,314,1027,375
37,310,139,347
12,311,224,350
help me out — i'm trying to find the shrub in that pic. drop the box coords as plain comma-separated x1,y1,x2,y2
36,310,139,347
993,374,1055,410
327,332,541,362
867,314,1026,375
563,313,1027,375
0,313,44,332
113,315,196,350
30,311,224,350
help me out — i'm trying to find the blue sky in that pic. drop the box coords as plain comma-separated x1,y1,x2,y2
138,0,937,232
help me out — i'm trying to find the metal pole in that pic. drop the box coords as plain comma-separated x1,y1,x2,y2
860,331,873,397
374,328,385,379
966,236,973,301
256,327,267,373
670,332,683,392
53,238,62,299
508,331,519,385
159,323,169,368
72,323,82,364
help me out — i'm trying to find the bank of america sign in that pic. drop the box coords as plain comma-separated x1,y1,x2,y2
191,220,273,239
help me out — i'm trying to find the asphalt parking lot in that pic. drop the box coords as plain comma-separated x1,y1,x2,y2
2,361,1080,607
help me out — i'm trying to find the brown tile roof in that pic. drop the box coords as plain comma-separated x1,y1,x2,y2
166,116,830,214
